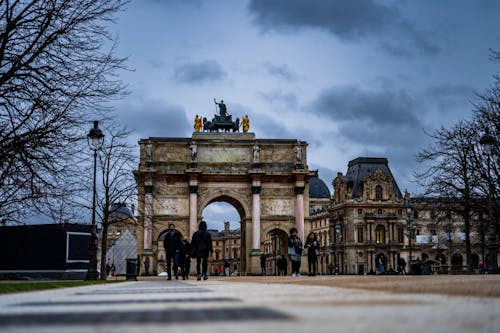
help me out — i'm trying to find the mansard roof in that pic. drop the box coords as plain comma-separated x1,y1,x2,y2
345,157,403,199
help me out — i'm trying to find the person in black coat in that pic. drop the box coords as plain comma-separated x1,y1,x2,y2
191,221,213,280
179,236,191,280
163,223,182,280
304,232,320,276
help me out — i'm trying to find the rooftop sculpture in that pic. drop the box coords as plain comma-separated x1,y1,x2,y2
199,99,241,133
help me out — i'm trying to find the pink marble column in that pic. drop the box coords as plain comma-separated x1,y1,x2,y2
295,182,305,242
189,181,198,239
252,180,261,250
143,182,153,251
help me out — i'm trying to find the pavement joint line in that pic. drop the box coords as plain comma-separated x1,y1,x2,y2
16,297,240,307
0,307,293,326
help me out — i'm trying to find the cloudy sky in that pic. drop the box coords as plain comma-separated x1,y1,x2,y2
109,0,499,230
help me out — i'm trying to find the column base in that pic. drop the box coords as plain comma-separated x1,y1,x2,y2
250,249,262,255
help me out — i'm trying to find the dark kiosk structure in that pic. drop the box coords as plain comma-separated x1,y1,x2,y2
0,224,92,280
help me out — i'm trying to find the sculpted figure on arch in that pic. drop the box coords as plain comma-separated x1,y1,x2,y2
242,115,250,132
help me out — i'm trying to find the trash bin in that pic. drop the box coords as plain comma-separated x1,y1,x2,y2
126,258,138,280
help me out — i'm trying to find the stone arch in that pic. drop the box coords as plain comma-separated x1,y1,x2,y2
262,227,289,275
199,193,249,221
135,133,311,275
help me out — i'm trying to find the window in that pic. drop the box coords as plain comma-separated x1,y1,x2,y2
398,209,402,216
358,209,363,216
398,227,404,243
446,211,452,219
375,225,385,244
430,210,435,219
375,185,383,200
377,208,383,215
430,228,436,236
357,227,364,243
413,210,419,219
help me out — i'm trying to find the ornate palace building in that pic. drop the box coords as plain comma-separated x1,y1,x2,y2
325,157,493,274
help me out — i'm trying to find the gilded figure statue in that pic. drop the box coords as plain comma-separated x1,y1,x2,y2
194,115,202,132
242,115,250,132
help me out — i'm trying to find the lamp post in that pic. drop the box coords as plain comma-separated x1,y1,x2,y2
405,195,413,274
334,222,341,273
86,120,104,280
480,129,497,273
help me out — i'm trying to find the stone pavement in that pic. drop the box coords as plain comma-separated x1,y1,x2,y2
0,277,499,333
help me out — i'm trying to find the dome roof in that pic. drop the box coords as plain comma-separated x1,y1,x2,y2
309,177,331,199
109,203,135,220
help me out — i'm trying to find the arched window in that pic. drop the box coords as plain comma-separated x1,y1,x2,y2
375,225,386,244
375,185,383,200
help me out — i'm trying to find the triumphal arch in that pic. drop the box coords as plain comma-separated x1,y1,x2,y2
134,111,314,275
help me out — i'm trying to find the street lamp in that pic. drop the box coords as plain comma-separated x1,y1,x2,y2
480,129,497,273
334,222,341,273
86,120,104,280
405,193,413,274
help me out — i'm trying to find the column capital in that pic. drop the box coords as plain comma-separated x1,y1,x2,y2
295,186,305,195
251,186,261,194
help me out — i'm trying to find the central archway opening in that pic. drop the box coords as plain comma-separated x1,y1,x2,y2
202,198,243,276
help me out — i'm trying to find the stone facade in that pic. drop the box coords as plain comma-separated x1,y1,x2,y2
329,157,496,274
134,132,315,275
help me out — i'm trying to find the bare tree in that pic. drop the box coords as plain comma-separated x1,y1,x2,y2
0,0,128,224
415,121,478,273
95,124,137,280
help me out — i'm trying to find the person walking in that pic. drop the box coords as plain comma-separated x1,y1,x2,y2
179,236,191,279
304,232,320,276
288,227,303,277
191,221,213,280
163,223,182,280
260,254,266,275
224,260,230,276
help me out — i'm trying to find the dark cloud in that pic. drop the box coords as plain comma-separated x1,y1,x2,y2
262,62,296,80
119,99,190,138
247,0,440,56
424,84,474,99
312,86,420,127
173,60,226,84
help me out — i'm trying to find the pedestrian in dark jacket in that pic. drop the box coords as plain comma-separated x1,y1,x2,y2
163,223,182,280
179,236,191,280
304,232,319,276
191,221,213,280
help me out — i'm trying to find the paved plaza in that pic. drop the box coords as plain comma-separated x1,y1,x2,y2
0,275,499,333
